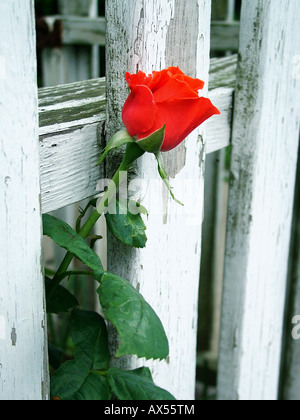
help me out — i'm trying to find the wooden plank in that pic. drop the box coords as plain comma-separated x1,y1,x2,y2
59,0,96,16
281,148,300,400
41,15,239,52
39,78,106,136
204,87,234,154
0,0,49,400
43,16,106,46
209,54,237,90
42,17,239,52
38,54,237,213
105,0,212,400
211,22,240,52
39,78,106,214
217,0,300,401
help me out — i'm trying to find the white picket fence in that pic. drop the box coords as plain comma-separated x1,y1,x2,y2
0,0,300,400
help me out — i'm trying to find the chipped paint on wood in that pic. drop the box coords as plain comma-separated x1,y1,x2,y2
0,0,49,400
217,0,300,401
105,0,212,400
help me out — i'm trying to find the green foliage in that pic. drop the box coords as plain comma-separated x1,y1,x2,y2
50,310,174,401
35,0,58,16
51,361,111,400
45,277,78,314
51,310,111,400
43,214,103,276
105,199,148,248
71,309,110,371
44,152,173,399
107,368,176,400
98,272,169,360
136,125,166,153
97,130,135,166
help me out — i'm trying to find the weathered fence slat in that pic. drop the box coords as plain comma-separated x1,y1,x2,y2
105,0,212,400
281,148,300,400
42,16,106,46
217,0,300,400
39,54,236,214
211,22,240,52
39,78,106,214
42,17,239,53
0,0,49,400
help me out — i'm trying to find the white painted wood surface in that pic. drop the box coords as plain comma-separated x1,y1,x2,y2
105,0,213,400
0,0,49,400
204,87,233,154
217,0,300,400
281,153,300,400
39,78,106,214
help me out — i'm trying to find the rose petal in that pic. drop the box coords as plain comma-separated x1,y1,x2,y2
125,71,151,89
122,85,156,137
153,76,200,102
166,67,205,91
143,69,169,92
139,97,220,152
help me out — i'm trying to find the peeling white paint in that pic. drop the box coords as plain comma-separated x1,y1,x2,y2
106,0,212,400
0,316,6,340
218,0,300,401
0,0,49,400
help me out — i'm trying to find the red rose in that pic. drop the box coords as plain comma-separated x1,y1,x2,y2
122,67,220,152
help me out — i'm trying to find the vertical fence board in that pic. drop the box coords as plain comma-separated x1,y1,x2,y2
105,0,212,400
281,148,300,400
0,0,48,400
217,0,300,400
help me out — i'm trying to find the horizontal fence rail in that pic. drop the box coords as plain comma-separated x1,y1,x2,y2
39,55,237,214
40,16,106,47
38,16,239,52
210,21,240,52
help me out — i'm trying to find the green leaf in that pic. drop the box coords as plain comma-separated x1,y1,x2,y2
155,152,184,206
105,199,147,248
71,309,110,371
50,310,111,401
51,361,110,401
42,214,104,275
97,129,135,166
107,367,176,401
136,125,166,153
45,277,78,314
97,273,169,360
48,343,64,370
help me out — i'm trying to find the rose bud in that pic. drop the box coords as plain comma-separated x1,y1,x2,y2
122,67,220,153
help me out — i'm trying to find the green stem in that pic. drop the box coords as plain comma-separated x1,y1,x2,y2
47,143,145,298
